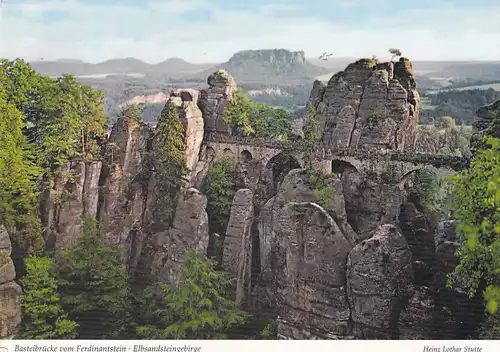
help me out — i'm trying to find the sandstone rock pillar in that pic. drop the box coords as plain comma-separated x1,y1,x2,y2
198,70,237,135
0,225,22,339
222,189,254,307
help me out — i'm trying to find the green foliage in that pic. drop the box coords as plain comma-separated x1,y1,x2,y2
410,167,454,221
367,55,379,66
489,108,500,138
420,88,500,125
21,256,78,339
479,311,500,339
389,48,402,60
415,118,472,157
307,170,336,213
151,101,188,224
302,103,321,167
0,59,107,171
0,88,44,255
117,103,144,124
0,93,42,229
137,250,247,339
223,88,293,138
259,322,277,340
448,137,500,322
202,158,237,233
56,218,135,339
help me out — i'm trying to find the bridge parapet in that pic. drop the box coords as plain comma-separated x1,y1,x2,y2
204,133,470,171
389,152,469,171
205,132,286,149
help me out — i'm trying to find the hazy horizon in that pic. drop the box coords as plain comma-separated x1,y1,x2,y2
27,55,500,65
1,0,499,63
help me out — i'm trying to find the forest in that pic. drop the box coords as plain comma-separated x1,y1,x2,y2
420,88,500,125
0,58,499,339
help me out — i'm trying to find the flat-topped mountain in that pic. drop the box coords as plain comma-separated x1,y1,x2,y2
194,49,328,84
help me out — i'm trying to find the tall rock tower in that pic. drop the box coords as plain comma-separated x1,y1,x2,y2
308,58,420,151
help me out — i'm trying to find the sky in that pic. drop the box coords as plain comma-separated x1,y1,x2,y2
0,0,499,63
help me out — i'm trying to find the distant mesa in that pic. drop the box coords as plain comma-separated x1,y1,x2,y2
191,49,328,84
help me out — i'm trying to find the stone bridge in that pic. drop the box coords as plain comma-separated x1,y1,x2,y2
204,132,470,184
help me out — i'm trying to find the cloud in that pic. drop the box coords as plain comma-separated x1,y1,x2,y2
0,0,499,63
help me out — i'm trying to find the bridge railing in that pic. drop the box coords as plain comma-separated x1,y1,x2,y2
205,132,287,148
204,132,470,169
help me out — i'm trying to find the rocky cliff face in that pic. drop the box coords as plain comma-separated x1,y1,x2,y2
151,188,209,284
0,226,21,339
25,60,481,340
309,58,419,150
198,70,236,134
168,89,205,182
41,160,103,250
98,116,153,269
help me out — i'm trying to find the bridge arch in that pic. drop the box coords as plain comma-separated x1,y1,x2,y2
204,146,216,161
240,150,253,163
332,159,359,178
265,152,302,191
221,147,236,161
261,148,284,167
399,166,424,188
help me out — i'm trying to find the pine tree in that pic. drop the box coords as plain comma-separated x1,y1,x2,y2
151,101,188,224
202,158,237,234
56,218,135,339
136,250,247,339
21,256,78,339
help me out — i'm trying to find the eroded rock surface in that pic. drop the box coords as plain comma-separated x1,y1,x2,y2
341,168,403,240
275,202,353,339
255,169,357,339
397,286,434,339
41,160,102,250
154,188,209,284
309,58,419,150
222,189,254,307
347,224,413,339
98,116,153,269
433,220,460,290
198,70,237,134
0,226,21,339
399,202,435,285
167,89,205,181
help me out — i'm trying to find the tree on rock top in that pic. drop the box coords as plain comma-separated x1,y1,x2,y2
389,48,402,61
151,100,188,224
